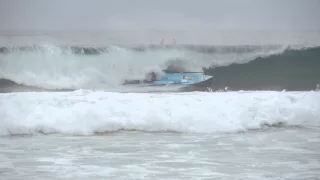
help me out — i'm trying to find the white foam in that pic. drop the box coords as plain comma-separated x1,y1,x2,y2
0,91,319,136
0,44,288,90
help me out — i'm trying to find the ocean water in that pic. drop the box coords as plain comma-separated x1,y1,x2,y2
1,35,320,92
1,32,320,179
1,90,320,179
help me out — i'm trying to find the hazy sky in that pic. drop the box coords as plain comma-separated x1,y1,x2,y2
1,0,320,31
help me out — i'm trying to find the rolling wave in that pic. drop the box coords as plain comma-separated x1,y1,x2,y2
205,46,320,91
0,44,319,92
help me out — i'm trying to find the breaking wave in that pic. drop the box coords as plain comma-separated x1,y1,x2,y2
0,90,319,136
0,44,320,92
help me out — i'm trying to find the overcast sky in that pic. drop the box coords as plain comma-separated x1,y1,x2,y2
1,0,320,31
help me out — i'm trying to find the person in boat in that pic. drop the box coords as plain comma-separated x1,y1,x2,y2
142,71,157,83
151,72,157,81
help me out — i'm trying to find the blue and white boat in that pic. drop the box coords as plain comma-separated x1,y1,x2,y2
150,72,212,85
123,72,214,92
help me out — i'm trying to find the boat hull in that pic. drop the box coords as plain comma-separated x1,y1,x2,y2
123,72,214,92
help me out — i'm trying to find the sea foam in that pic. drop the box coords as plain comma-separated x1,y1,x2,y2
1,90,319,136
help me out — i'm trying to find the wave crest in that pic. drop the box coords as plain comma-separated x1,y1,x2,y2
0,44,293,91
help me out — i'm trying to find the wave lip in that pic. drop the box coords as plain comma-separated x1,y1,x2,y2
1,90,319,136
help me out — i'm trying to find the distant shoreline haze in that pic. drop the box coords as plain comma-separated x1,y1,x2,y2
0,30,320,46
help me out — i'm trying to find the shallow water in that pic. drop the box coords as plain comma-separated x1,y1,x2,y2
1,127,319,180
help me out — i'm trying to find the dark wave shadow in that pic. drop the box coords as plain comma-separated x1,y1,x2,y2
204,46,320,91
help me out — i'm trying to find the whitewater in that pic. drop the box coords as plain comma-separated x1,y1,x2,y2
1,90,320,135
1,32,320,179
1,90,320,179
